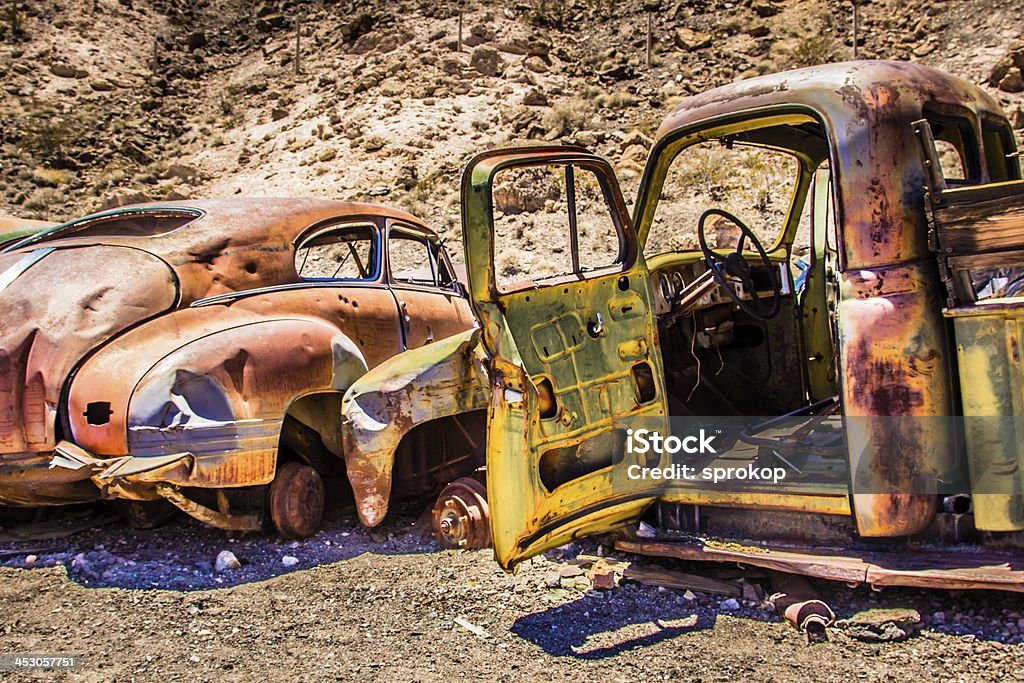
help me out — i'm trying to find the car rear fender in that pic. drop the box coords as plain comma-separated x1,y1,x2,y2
68,313,368,487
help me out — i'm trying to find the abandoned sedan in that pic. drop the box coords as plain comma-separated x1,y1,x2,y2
1,198,475,537
343,60,1024,592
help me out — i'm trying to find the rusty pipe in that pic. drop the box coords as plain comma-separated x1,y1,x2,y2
768,571,835,643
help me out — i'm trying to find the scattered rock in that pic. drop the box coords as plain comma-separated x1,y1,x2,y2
523,88,549,106
186,31,207,51
544,571,561,588
558,564,584,578
463,24,495,48
256,13,285,33
470,46,501,77
620,129,654,151
270,107,289,121
24,554,37,566
89,79,116,92
836,608,922,642
281,555,299,567
999,68,1024,94
674,27,713,51
497,39,529,55
683,590,697,601
720,598,741,611
748,24,771,38
50,63,89,79
752,3,779,17
215,550,241,572
523,55,549,73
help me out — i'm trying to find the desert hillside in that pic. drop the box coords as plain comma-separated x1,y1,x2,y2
1,0,1021,258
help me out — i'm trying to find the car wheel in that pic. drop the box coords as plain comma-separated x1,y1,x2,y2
112,499,178,529
268,461,324,539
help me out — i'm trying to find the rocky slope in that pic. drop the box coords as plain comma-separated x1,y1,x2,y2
0,0,1022,257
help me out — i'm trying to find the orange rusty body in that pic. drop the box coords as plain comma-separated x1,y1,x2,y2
0,198,475,512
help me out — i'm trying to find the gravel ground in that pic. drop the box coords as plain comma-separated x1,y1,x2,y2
1,503,1023,682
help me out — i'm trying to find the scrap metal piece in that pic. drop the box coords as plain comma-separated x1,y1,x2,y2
154,483,262,532
768,571,835,643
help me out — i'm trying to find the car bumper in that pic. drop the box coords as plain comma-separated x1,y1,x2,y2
0,451,102,506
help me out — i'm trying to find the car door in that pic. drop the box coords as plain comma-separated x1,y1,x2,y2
461,147,670,569
386,223,475,349
292,219,405,369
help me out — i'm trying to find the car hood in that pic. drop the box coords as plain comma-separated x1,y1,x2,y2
0,245,177,453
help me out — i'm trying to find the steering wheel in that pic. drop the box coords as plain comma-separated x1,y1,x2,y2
697,208,781,320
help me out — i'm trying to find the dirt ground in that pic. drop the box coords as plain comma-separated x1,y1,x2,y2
1,503,1023,682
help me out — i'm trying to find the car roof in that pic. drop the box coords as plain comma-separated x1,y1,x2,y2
8,197,437,253
655,60,1007,143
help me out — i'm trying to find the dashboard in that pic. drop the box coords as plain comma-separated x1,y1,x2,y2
651,260,792,316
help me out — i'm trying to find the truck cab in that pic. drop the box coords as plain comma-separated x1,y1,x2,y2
459,60,1024,591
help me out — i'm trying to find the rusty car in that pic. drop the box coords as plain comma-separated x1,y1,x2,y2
341,60,1024,592
2,198,476,537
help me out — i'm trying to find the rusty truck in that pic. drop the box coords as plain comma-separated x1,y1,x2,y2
342,59,1024,592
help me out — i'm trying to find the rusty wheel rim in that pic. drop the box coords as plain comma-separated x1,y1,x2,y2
268,461,324,539
432,477,491,549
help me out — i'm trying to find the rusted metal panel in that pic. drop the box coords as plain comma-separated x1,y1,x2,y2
341,327,489,527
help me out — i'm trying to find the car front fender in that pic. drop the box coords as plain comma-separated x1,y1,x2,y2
341,327,489,526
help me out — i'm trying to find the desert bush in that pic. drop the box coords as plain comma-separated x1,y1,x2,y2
31,167,69,187
23,188,63,214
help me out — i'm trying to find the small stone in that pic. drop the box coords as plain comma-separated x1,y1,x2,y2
836,608,922,642
544,571,561,588
720,598,740,611
282,555,299,567
470,46,501,77
187,31,207,50
674,27,713,51
214,550,240,572
752,3,779,17
932,611,946,625
912,42,936,58
24,555,37,566
189,655,201,663
270,107,289,121
999,68,1024,94
558,565,584,578
682,590,697,601
591,570,616,591
50,63,89,79
523,88,549,106
523,55,549,73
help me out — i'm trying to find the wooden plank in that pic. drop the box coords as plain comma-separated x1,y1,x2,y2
616,539,1024,592
933,186,1024,255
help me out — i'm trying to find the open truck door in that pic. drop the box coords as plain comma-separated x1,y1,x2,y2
461,147,670,569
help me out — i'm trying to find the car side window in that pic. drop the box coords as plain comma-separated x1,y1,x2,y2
295,222,378,280
390,229,448,287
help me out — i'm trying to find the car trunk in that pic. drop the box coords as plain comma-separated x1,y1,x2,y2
0,245,178,453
